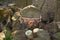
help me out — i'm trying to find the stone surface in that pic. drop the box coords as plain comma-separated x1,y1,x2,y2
57,22,60,30
21,5,40,18
52,32,60,40
33,29,50,40
57,1,60,8
43,22,59,34
12,30,27,40
57,0,60,21
32,0,57,21
32,0,45,10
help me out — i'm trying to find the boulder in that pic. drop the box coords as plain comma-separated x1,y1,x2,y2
52,32,60,40
21,5,40,18
12,30,27,40
33,29,50,40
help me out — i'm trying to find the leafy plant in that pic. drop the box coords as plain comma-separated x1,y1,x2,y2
4,28,12,40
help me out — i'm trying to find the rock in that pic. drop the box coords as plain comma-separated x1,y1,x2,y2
21,5,40,18
32,0,45,10
57,22,60,30
52,32,60,40
32,0,57,21
44,22,59,34
32,0,57,12
39,21,59,34
12,30,28,40
33,29,50,40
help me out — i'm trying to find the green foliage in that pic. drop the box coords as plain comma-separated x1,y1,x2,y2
4,28,12,40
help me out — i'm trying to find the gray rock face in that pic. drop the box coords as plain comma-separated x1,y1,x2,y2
52,32,60,40
12,30,27,40
32,0,57,21
57,0,60,21
32,0,45,10
33,29,50,40
44,22,59,34
57,22,60,30
39,22,59,34
21,5,40,18
32,0,57,12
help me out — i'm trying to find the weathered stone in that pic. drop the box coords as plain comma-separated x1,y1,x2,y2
43,22,59,34
32,0,57,11
56,8,60,21
39,21,59,34
21,5,40,18
32,0,45,10
32,0,57,21
52,32,60,40
33,29,50,40
12,30,28,40
57,1,60,8
57,22,60,30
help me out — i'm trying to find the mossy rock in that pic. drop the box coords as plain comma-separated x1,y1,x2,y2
53,32,60,40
